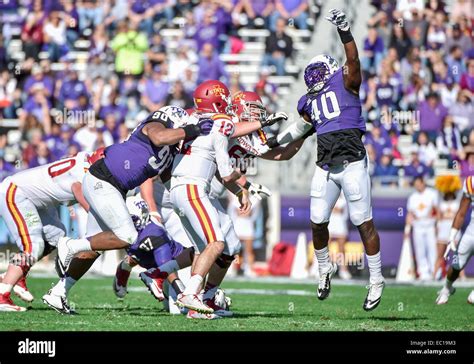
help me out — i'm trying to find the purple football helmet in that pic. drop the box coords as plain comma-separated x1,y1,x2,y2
304,54,339,94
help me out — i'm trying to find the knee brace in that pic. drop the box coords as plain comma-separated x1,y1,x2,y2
215,253,235,269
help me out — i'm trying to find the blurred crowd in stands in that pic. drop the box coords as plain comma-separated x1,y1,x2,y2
363,0,473,186
0,0,315,178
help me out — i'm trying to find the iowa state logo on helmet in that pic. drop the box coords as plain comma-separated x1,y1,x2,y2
211,84,226,97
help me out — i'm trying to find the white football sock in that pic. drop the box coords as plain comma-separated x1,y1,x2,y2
159,260,180,274
445,279,453,290
183,274,203,295
0,283,13,295
51,276,77,296
315,247,331,274
367,252,384,284
67,238,92,255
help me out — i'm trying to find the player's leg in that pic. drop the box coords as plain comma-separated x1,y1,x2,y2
171,184,224,313
113,254,137,299
434,240,448,280
341,158,384,310
437,225,474,304
310,165,341,300
43,251,100,314
0,184,45,312
43,208,103,313
201,201,240,316
56,173,138,272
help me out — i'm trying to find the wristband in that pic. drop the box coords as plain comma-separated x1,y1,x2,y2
243,181,251,189
337,28,354,44
404,225,411,235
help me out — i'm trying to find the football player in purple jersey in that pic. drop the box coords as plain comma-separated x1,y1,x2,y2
53,106,213,276
267,9,384,311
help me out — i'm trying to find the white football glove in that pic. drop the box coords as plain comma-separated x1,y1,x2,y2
444,228,460,259
43,224,66,247
261,112,288,128
248,182,272,200
325,8,350,32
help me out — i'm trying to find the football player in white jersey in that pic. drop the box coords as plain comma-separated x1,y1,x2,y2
170,80,248,314
0,151,91,311
436,175,474,305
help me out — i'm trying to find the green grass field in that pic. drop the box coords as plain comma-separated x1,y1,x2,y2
1,277,473,331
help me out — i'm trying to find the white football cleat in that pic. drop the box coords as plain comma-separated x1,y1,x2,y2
204,288,233,317
139,268,168,301
317,263,337,300
436,286,455,305
176,293,214,314
363,281,385,311
42,289,74,314
186,309,221,320
13,277,34,303
55,237,75,275
0,292,26,312
467,290,474,305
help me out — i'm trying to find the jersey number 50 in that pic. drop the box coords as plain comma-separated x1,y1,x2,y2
311,91,341,123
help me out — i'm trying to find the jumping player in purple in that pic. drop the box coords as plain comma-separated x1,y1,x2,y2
267,9,384,311
54,107,212,275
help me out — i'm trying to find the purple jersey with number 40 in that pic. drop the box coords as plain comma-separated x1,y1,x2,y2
297,68,365,135
104,112,175,190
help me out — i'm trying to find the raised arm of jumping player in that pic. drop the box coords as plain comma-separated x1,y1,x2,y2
326,8,362,94
266,8,360,149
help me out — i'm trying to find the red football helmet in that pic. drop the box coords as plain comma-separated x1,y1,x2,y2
193,80,231,114
232,91,267,123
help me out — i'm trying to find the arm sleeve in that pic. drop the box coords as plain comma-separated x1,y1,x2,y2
213,133,234,179
276,117,313,145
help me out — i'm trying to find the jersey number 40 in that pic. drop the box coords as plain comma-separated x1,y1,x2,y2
311,91,341,124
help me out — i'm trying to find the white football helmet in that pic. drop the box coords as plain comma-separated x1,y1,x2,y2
159,105,189,128
126,195,150,232
304,54,339,93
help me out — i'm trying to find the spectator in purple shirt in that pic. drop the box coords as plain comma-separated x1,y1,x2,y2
24,64,54,103
361,26,385,73
129,0,173,36
375,73,396,108
365,124,392,161
58,69,89,111
140,65,169,112
194,9,221,52
99,92,128,124
29,141,54,168
45,124,81,160
270,0,308,31
233,0,274,27
374,153,399,186
404,148,433,178
418,92,448,139
197,43,228,84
